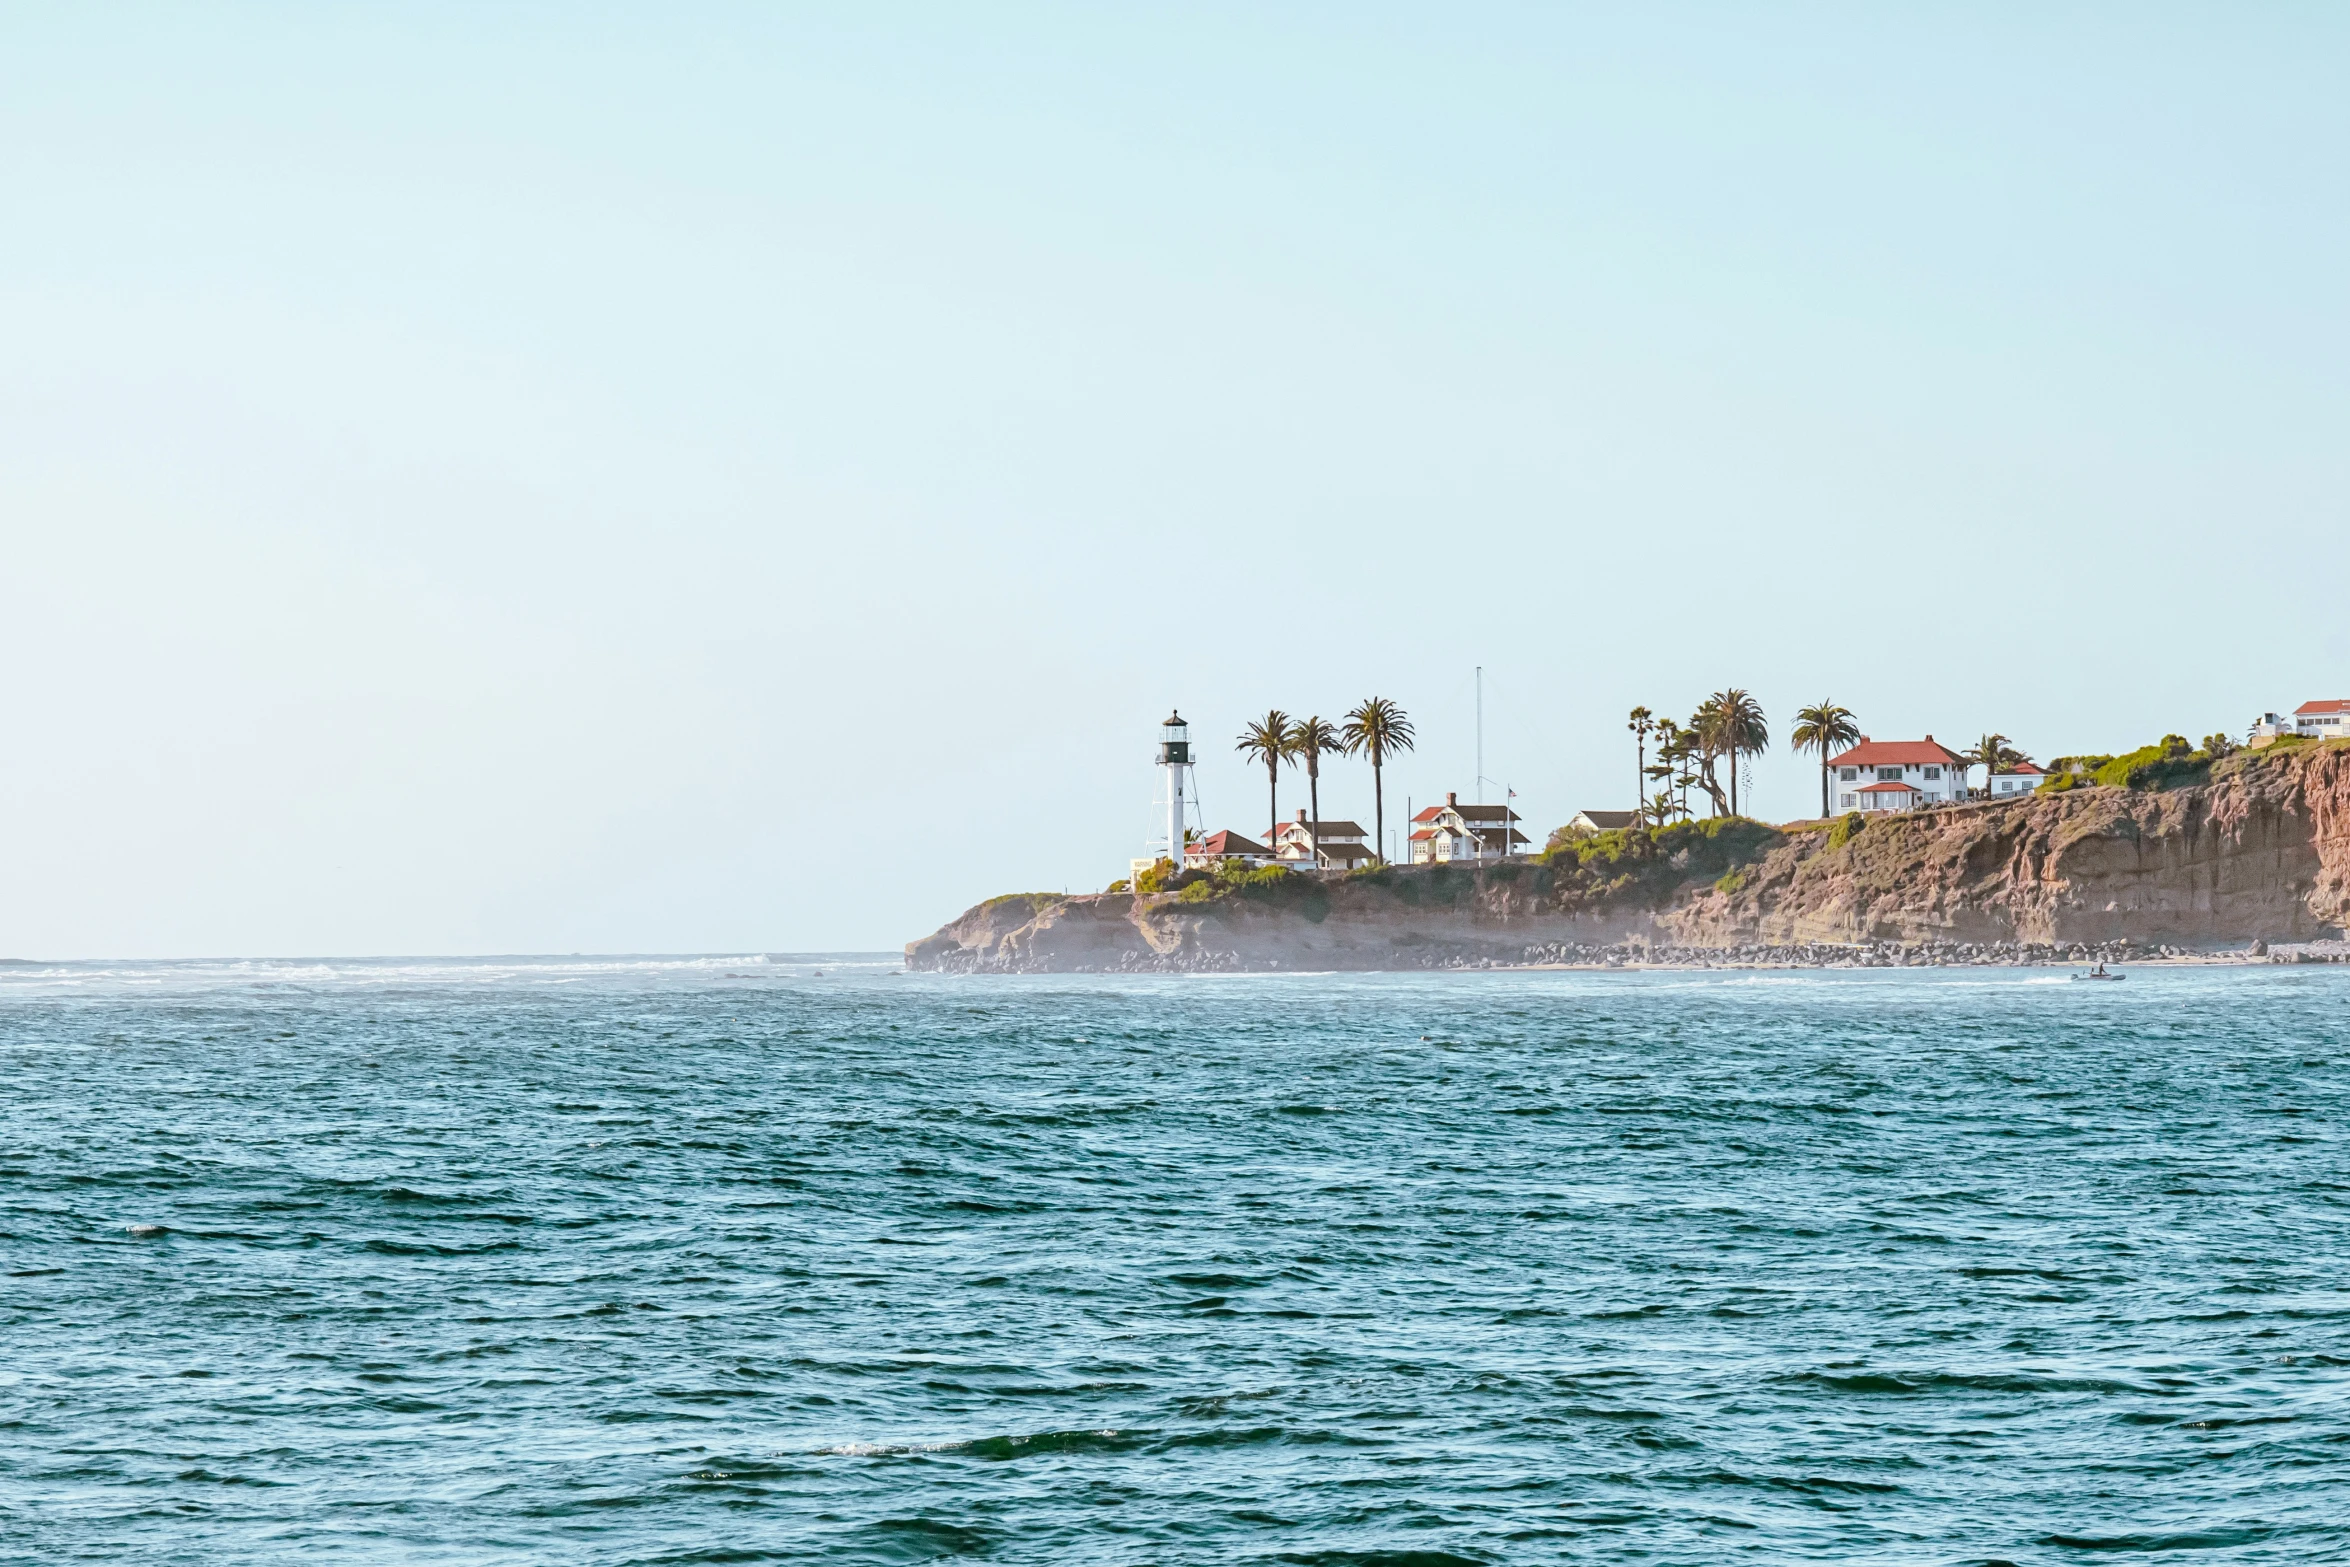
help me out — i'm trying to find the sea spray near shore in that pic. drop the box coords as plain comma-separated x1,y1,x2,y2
5,956,2349,1562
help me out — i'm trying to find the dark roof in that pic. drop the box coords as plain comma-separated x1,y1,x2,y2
1573,810,1638,829
1280,820,1367,837
1412,802,1522,823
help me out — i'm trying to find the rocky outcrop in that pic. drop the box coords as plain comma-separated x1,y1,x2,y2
907,745,2350,972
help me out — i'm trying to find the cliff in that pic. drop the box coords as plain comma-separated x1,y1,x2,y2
907,743,2350,972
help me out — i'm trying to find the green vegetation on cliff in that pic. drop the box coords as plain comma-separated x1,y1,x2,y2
1534,816,1783,909
2039,733,2289,795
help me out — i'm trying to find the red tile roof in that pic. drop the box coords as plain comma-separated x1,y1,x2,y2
1825,736,1965,767
1994,762,2045,775
1857,780,1922,794
1191,830,1268,857
2298,699,2350,716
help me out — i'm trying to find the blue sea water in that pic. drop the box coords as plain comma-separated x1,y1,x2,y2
3,957,2348,1565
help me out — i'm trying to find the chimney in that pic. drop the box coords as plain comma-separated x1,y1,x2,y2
1296,807,1307,822
1446,791,1458,806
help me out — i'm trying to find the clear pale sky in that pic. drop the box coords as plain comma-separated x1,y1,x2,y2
4,5,2346,958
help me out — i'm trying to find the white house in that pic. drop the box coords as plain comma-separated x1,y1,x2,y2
1825,736,1968,813
2296,699,2350,738
1271,810,1375,870
1409,792,1530,863
1986,762,2045,799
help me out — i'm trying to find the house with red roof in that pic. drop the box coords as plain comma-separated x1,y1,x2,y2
2295,699,2349,739
1986,761,2046,799
2248,700,2350,746
1409,792,1530,864
1825,736,1968,814
1184,829,1278,870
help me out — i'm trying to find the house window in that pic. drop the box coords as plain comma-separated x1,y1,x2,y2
1877,767,1904,781
1840,767,1858,781
1840,792,1855,807
1924,766,1941,779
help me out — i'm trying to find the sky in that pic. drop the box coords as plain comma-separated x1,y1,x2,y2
4,4,2347,957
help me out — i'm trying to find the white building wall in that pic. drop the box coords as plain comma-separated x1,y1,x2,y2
1829,756,1965,812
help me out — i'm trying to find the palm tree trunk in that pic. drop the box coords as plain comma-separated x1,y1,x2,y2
1820,759,1829,819
1372,758,1385,865
1268,762,1278,849
1730,753,1739,818
1308,765,1321,866
1635,736,1646,827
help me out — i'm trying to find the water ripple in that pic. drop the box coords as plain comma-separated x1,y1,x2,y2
1,959,2346,1562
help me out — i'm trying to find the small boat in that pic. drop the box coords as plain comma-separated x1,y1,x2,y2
2072,965,2124,981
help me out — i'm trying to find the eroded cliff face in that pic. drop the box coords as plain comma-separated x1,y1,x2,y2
906,746,2350,972
1670,744,2350,948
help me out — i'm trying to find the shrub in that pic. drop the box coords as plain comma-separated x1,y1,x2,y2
2090,735,2208,791
1714,869,1748,894
2202,733,2239,761
1826,812,1865,850
1104,878,1130,894
1175,880,1219,903
1133,858,1175,894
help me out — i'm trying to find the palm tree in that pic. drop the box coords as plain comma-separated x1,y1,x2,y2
1287,715,1344,864
1650,718,1694,820
1236,710,1294,846
1963,733,2010,801
1688,696,1731,817
1703,689,1768,817
1627,706,1655,827
1342,697,1415,865
1790,701,1861,819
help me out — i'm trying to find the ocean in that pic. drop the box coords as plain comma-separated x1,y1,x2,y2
3,956,2347,1564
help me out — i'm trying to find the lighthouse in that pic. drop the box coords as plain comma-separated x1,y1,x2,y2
1158,711,1192,872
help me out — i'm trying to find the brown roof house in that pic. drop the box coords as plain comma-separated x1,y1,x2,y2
1408,792,1529,864
1271,810,1375,869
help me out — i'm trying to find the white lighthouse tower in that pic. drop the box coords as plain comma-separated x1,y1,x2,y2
1158,711,1192,872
